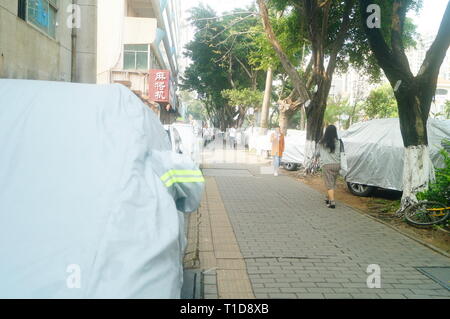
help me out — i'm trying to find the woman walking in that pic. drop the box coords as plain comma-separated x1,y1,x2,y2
271,126,285,176
318,125,342,209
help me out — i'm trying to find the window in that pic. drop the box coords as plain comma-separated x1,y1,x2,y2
436,89,448,96
18,0,27,20
26,0,58,38
124,44,149,70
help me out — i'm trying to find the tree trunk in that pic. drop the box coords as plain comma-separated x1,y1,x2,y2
304,99,327,168
359,0,450,212
299,106,306,130
396,84,435,212
279,109,294,135
260,67,273,134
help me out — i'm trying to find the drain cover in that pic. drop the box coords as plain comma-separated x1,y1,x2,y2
202,168,253,177
416,267,450,291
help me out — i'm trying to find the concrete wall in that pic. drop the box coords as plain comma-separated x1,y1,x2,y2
0,0,97,83
72,0,97,83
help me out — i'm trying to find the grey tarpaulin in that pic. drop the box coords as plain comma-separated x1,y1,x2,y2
0,79,204,298
341,118,450,191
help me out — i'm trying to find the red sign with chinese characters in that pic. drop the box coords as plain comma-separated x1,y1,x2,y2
149,69,170,103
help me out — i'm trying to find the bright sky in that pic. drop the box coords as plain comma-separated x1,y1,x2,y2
409,0,449,35
181,0,256,15
181,0,449,37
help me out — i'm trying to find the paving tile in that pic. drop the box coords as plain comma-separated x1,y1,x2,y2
191,155,450,300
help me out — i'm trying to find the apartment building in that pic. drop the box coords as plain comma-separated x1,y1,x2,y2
407,33,450,118
97,0,182,124
0,0,97,83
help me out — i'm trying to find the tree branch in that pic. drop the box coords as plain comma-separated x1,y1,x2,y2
257,0,310,103
327,0,354,78
359,0,410,82
235,56,253,79
390,0,411,73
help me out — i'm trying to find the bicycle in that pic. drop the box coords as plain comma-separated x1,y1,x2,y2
297,155,321,177
404,201,450,227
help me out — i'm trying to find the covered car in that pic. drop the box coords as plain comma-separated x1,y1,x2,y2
341,118,450,196
253,130,273,157
0,80,204,298
281,130,307,171
172,123,200,164
164,125,183,154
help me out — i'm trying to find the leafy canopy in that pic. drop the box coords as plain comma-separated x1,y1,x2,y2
363,84,398,119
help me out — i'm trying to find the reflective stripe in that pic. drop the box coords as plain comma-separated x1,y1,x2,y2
160,169,203,182
164,176,205,188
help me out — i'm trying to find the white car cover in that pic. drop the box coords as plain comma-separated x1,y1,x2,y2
0,79,204,298
282,130,307,165
172,123,200,164
341,118,450,191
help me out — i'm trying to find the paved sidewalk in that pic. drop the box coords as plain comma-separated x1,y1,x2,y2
190,146,450,299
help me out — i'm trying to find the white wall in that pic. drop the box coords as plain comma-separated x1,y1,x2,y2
96,0,125,83
123,17,157,45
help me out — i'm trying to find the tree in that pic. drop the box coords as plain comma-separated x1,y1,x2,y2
257,0,356,169
363,84,398,119
181,5,265,129
324,97,356,128
359,0,450,211
179,90,207,122
247,8,308,132
181,5,235,130
221,88,264,127
256,0,310,136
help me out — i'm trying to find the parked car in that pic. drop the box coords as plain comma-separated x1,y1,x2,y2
281,130,307,171
164,125,184,154
0,79,204,298
171,123,199,163
342,118,450,197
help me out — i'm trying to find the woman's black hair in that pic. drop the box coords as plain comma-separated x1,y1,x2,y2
320,125,338,153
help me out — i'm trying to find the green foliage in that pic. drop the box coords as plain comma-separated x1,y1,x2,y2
323,96,365,129
417,141,450,205
445,100,450,119
340,1,420,81
181,4,266,129
179,90,206,122
221,88,263,109
248,7,306,72
363,84,398,119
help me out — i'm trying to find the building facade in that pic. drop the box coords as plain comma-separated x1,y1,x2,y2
0,0,97,83
407,33,450,118
97,0,182,124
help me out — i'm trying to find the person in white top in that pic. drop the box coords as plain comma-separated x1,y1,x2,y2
229,127,237,149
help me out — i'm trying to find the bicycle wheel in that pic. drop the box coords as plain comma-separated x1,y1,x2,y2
404,201,450,227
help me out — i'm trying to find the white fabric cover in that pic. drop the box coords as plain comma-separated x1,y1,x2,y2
341,118,450,191
282,130,307,164
0,79,194,298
